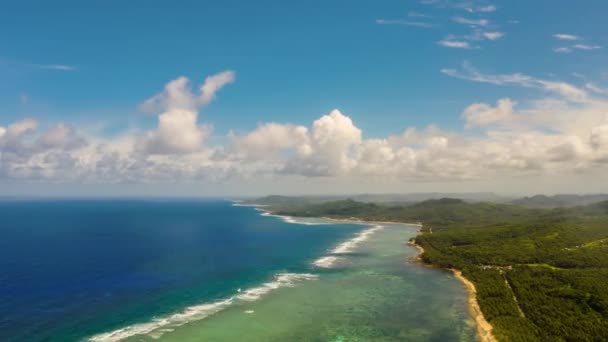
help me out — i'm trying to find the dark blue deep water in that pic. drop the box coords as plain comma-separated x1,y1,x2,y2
0,199,363,341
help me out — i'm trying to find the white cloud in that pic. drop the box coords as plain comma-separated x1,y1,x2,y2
476,5,497,12
199,71,236,106
229,123,310,161
37,124,87,151
572,44,601,50
283,109,362,176
452,16,489,27
483,31,504,40
585,83,608,95
27,63,77,71
554,47,572,53
138,71,235,155
376,19,434,28
3,68,608,192
438,40,471,49
441,62,588,102
7,119,38,138
553,33,580,41
591,123,608,150
554,44,601,54
463,98,516,128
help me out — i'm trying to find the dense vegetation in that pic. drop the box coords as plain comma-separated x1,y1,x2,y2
261,197,608,341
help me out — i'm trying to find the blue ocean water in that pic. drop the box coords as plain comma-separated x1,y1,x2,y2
0,199,363,341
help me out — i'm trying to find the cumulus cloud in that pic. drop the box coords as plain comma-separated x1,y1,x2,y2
37,124,87,151
590,121,608,151
229,123,310,161
0,119,91,181
3,67,608,190
463,98,516,128
138,71,235,155
6,119,38,139
233,109,363,177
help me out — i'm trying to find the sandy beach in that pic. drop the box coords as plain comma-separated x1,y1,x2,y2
410,235,496,342
451,269,497,342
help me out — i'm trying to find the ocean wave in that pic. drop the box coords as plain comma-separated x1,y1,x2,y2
236,273,318,301
87,272,318,342
255,208,334,226
313,225,384,268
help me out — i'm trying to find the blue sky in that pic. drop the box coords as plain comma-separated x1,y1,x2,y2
2,0,608,196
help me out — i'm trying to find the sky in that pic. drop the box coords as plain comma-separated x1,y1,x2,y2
1,0,608,196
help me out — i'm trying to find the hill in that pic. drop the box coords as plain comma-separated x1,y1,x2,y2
512,194,608,208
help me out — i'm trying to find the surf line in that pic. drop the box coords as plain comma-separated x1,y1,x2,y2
238,201,385,268
313,224,384,268
90,203,383,342
87,273,318,342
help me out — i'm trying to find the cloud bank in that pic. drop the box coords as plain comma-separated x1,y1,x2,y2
2,67,608,193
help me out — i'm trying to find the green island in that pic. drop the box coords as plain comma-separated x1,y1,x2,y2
253,196,608,341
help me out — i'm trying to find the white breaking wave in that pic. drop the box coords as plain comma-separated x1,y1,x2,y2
87,273,317,342
313,225,384,268
236,273,318,301
255,208,333,226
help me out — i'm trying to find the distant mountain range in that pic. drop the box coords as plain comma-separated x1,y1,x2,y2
248,192,510,205
511,194,608,208
249,193,608,209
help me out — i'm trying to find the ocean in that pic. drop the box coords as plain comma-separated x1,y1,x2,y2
0,199,475,341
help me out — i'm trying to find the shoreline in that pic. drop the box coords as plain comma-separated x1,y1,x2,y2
251,205,495,342
408,230,495,342
451,269,497,342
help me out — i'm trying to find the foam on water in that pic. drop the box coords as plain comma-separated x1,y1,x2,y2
236,273,318,301
254,207,334,226
233,201,345,226
88,298,234,342
88,203,367,341
88,273,318,342
313,225,384,268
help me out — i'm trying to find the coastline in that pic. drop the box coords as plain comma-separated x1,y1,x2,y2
323,216,496,342
250,205,495,342
451,269,497,342
407,227,495,342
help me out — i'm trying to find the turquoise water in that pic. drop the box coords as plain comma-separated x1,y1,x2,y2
0,200,475,341
127,222,476,341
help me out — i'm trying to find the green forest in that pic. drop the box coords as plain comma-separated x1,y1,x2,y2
259,197,608,341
